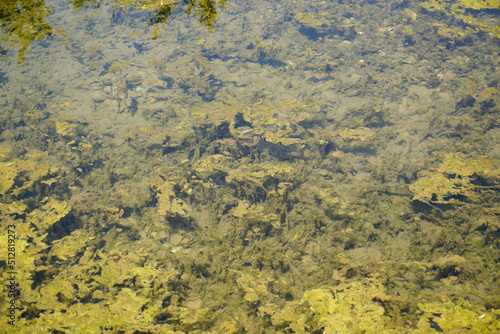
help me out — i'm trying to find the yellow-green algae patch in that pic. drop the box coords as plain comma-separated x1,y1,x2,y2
410,153,498,204
421,0,500,38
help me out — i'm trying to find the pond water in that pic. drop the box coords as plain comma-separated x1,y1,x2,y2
1,0,499,332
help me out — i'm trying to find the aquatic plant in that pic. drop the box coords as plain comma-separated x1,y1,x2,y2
414,297,500,333
0,159,58,196
54,120,76,137
236,271,273,304
152,180,190,217
271,279,396,334
1,161,179,333
0,157,72,333
184,97,320,153
421,0,500,38
409,153,497,204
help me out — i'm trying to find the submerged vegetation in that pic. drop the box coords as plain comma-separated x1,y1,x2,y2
421,0,500,38
410,153,498,204
1,0,499,332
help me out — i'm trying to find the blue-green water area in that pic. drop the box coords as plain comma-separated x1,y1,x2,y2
0,0,499,332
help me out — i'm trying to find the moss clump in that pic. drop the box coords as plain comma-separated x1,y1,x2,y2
151,180,191,218
0,159,57,196
414,297,500,333
409,153,497,204
236,271,273,304
54,120,76,137
421,0,500,39
272,279,396,334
